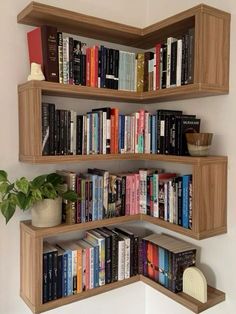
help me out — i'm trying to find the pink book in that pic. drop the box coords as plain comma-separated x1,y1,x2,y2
125,174,132,215
134,173,140,214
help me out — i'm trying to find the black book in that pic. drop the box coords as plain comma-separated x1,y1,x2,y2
181,34,187,85
114,49,119,90
156,109,182,154
48,103,55,156
102,227,119,282
120,175,126,216
59,110,65,155
69,37,74,84
95,228,112,284
105,48,111,88
115,176,122,216
161,44,167,89
187,28,195,84
76,115,83,155
170,41,177,86
42,103,50,156
56,250,63,299
80,54,87,86
176,116,200,155
73,40,82,85
183,33,189,85
64,110,69,155
109,48,115,89
54,109,60,155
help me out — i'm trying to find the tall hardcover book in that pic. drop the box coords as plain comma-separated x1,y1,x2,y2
27,25,59,82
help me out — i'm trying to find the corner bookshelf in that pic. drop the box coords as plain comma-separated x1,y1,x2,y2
21,220,225,314
17,1,230,313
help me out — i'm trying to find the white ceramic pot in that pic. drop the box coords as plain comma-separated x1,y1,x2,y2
31,197,62,228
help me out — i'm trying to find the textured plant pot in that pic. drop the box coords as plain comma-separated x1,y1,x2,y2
31,197,62,227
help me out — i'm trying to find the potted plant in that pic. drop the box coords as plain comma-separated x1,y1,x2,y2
0,170,78,227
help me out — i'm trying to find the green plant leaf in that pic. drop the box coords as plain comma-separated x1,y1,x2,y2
0,200,16,224
63,190,78,202
47,173,63,186
0,170,7,182
16,192,28,210
31,174,47,188
0,182,9,194
6,183,14,193
32,189,43,201
15,177,29,194
41,183,57,199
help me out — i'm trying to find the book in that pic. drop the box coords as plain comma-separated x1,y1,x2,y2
27,25,59,82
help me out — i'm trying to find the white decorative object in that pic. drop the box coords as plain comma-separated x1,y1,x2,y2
31,197,62,228
27,62,45,81
183,267,208,303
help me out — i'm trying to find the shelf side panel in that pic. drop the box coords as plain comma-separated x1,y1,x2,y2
18,87,42,159
195,8,230,91
20,223,43,311
193,161,227,238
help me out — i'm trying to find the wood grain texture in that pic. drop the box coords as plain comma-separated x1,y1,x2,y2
192,161,227,238
18,86,42,157
20,225,43,311
18,81,228,105
141,275,225,314
20,222,226,314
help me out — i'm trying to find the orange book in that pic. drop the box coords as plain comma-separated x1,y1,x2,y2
111,108,119,154
90,47,95,87
77,246,83,293
86,47,91,86
147,242,155,279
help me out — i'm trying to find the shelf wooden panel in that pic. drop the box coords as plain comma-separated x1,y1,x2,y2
18,81,228,105
141,275,225,314
17,2,230,50
18,151,227,165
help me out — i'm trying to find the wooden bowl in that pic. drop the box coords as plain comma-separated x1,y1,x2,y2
185,133,213,156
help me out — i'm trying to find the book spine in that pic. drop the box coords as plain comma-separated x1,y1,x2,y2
176,39,182,86
62,37,69,84
72,250,77,295
73,40,81,85
57,255,63,299
42,253,48,303
41,26,59,82
57,32,63,84
118,240,125,281
69,37,74,84
42,103,50,156
139,170,147,214
182,175,190,228
77,249,83,293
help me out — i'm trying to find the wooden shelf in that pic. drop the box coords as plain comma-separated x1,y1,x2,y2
17,2,230,50
141,275,225,314
19,151,227,165
18,80,228,105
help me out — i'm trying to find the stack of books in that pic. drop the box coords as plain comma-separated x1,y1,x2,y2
42,105,200,157
27,26,194,91
142,233,196,292
42,227,140,303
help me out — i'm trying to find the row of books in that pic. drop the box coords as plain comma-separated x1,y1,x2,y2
43,227,141,303
27,25,194,91
42,105,201,156
142,233,196,292
57,169,193,230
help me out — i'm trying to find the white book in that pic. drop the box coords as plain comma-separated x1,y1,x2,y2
62,36,69,84
117,238,125,281
86,115,90,155
117,233,130,279
153,174,159,218
176,39,183,87
173,180,178,224
164,181,168,221
82,115,87,155
102,111,107,154
166,37,177,88
130,53,136,91
70,110,77,155
169,180,174,223
139,169,147,214
124,116,128,153
134,112,139,153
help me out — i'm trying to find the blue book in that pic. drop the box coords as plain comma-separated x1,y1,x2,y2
97,175,103,220
158,247,165,286
57,244,73,296
93,245,100,288
100,45,106,88
182,175,191,228
86,174,98,221
62,253,68,296
164,249,169,288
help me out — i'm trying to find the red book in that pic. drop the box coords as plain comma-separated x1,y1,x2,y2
27,25,59,82
94,45,99,88
152,244,159,281
147,242,155,279
86,47,91,86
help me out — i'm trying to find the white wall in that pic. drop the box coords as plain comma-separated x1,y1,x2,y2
0,0,235,314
